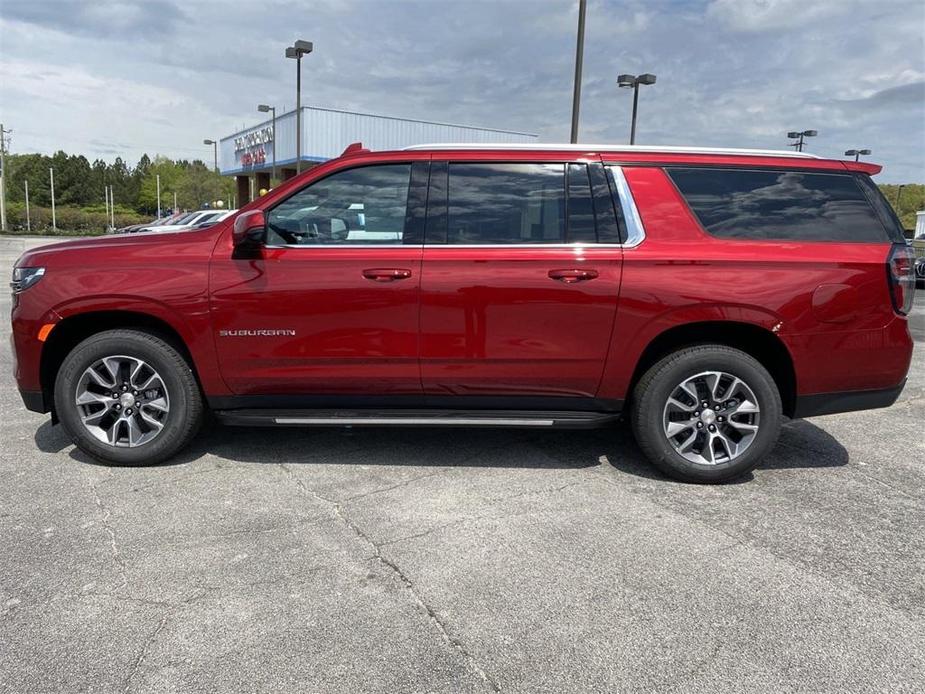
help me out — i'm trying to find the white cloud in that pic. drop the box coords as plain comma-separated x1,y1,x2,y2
0,0,922,181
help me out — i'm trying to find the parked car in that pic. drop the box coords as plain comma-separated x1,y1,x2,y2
132,210,227,233
916,257,925,289
112,212,184,235
10,143,915,482
187,210,237,230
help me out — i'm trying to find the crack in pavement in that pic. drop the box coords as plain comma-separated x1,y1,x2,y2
88,477,128,590
121,610,170,694
278,463,501,692
340,469,450,503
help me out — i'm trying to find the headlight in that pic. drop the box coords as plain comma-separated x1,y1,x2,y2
11,267,45,293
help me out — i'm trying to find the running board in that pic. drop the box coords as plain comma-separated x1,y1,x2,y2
213,409,620,429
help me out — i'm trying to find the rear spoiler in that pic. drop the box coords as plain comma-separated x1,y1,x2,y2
842,161,882,176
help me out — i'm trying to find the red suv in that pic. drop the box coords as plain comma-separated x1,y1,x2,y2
10,144,915,482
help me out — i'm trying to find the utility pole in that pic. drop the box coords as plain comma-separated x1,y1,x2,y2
48,167,58,231
570,0,587,144
109,185,115,229
104,185,110,225
24,180,30,233
156,174,161,218
49,168,57,231
0,124,8,232
173,191,178,213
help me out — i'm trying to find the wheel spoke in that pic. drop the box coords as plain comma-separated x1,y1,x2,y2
704,372,722,401
727,419,758,434
666,420,692,437
81,408,109,427
667,397,696,413
729,399,759,416
674,431,696,454
76,390,114,407
139,410,164,431
135,373,163,392
143,397,168,413
86,366,115,389
129,359,146,389
101,357,123,386
125,416,143,446
106,420,122,445
712,430,736,460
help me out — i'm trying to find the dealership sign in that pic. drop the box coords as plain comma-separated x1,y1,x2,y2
234,127,274,152
234,126,274,169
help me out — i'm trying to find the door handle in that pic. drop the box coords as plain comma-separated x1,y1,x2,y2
548,268,599,283
362,268,412,282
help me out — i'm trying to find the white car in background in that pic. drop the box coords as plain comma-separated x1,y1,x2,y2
135,210,230,233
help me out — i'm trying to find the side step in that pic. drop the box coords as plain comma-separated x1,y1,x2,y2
213,409,620,429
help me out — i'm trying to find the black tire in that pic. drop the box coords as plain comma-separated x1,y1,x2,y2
54,329,204,466
630,345,782,483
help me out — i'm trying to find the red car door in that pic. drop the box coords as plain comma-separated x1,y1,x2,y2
419,159,624,400
209,160,427,396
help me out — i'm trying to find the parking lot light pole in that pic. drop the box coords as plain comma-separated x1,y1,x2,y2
156,174,161,219
617,73,657,145
258,104,277,183
286,40,313,175
787,129,817,152
570,0,587,144
203,139,218,173
844,148,871,162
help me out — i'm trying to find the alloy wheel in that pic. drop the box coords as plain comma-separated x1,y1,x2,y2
74,355,170,447
662,370,760,465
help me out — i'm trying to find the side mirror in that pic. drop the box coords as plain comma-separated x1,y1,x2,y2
232,210,266,258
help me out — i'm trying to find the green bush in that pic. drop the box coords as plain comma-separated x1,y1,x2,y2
2,202,152,236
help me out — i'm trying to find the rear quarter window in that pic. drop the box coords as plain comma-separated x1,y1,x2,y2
667,167,892,242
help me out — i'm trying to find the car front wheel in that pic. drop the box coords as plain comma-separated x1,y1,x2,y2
54,329,204,466
631,345,782,483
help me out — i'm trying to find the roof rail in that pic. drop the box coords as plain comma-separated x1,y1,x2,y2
401,143,821,159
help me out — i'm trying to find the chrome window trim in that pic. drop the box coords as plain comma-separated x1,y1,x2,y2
607,165,646,248
264,243,415,249
263,165,645,250
263,242,624,250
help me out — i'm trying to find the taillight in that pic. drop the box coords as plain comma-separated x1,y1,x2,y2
887,244,915,315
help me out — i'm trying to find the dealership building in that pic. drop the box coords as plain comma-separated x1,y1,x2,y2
219,106,538,204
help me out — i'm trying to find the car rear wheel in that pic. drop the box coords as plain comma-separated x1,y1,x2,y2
631,345,782,483
54,329,204,466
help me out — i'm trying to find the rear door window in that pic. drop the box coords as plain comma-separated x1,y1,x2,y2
668,168,892,242
445,163,565,244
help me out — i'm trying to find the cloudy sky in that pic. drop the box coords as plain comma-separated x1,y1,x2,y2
1,0,923,182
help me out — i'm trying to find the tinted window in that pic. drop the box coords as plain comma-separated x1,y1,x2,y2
567,164,596,243
447,163,565,244
668,168,890,242
853,174,907,242
267,164,411,245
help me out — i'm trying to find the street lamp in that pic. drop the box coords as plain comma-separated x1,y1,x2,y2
285,39,313,174
617,73,656,145
787,129,817,152
258,104,277,184
844,148,871,162
203,139,218,172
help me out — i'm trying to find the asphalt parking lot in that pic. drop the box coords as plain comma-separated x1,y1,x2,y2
1,235,923,693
